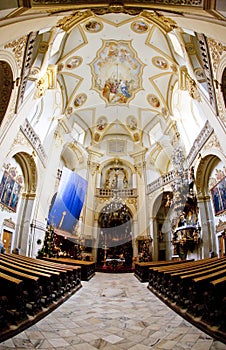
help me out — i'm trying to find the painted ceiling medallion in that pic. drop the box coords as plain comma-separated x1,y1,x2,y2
147,94,160,108
152,56,169,70
90,40,144,105
97,116,108,131
74,93,87,107
131,20,148,33
84,20,103,33
66,56,82,69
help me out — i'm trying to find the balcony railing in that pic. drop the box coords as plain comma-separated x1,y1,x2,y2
96,188,137,198
147,170,175,194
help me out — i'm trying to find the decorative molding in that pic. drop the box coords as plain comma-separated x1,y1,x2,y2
144,0,203,4
196,33,217,112
216,219,226,233
179,66,201,101
4,36,27,69
11,130,31,150
20,119,47,167
88,160,99,176
141,11,177,33
207,38,226,73
3,217,16,230
187,120,214,167
15,32,38,112
57,10,93,32
203,132,223,153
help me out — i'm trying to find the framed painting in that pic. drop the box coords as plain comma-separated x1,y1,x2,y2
0,170,21,212
210,176,226,215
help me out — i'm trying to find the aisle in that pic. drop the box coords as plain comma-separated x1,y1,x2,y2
0,273,225,350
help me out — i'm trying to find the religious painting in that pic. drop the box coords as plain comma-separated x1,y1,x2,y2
210,176,226,216
152,56,169,70
90,40,144,105
131,21,148,33
0,170,22,212
66,56,82,69
147,94,160,108
74,93,87,107
84,20,102,33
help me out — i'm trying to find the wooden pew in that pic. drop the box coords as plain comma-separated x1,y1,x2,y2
201,276,226,331
147,257,226,344
135,259,194,282
0,272,26,326
0,264,41,315
9,253,81,289
160,258,226,301
187,268,226,316
1,254,67,299
148,258,214,292
0,254,83,343
40,257,95,281
0,256,53,299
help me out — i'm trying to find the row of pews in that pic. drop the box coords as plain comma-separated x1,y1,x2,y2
0,253,82,343
145,257,226,344
39,256,96,281
134,259,194,282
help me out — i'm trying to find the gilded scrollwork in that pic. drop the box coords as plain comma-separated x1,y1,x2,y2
141,11,177,33
4,36,27,69
11,131,31,150
207,38,226,73
88,160,100,176
57,10,93,32
203,133,223,153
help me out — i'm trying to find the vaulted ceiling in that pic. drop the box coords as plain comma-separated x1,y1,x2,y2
1,1,225,174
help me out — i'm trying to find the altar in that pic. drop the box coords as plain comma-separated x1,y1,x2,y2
105,258,125,269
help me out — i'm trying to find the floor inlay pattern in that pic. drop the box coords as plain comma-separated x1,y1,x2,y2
0,273,225,350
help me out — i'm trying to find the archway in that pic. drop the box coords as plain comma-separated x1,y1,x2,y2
0,61,13,126
97,198,133,270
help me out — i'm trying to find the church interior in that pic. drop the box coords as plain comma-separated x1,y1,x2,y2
0,0,226,348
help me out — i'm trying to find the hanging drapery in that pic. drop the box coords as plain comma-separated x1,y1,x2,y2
48,167,87,233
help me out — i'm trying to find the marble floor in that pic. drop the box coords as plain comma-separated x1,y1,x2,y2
0,272,225,350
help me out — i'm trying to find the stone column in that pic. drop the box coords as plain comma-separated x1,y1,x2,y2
133,151,148,238
197,195,216,258
16,194,36,256
83,151,101,239
132,219,139,258
92,218,99,262
151,218,159,261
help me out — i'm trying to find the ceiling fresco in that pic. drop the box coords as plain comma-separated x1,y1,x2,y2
90,39,144,104
57,12,178,143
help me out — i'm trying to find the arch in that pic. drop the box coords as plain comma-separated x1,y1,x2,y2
14,152,37,195
0,61,13,126
196,154,222,197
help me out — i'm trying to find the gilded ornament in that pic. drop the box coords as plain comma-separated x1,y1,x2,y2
57,10,93,32
207,38,226,72
4,36,27,68
141,11,177,33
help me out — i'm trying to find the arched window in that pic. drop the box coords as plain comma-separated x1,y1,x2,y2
0,61,13,126
222,67,226,107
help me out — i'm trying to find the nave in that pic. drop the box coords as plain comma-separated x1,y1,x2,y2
0,273,225,350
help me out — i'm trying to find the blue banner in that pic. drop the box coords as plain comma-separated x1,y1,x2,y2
48,167,87,233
